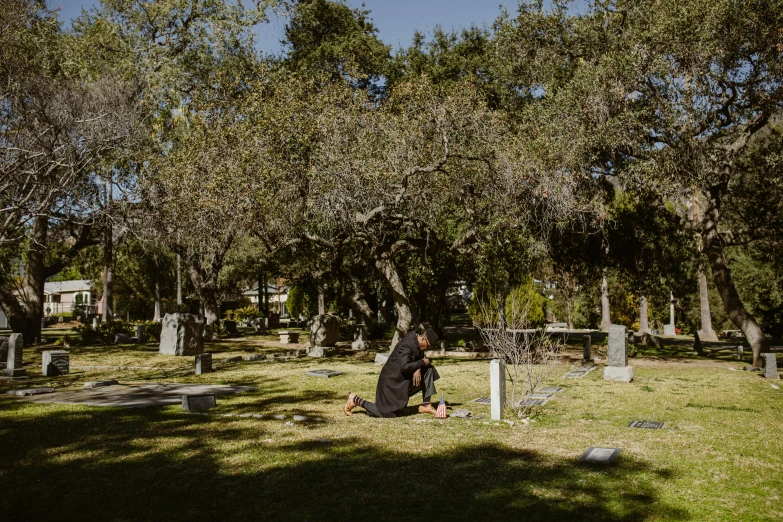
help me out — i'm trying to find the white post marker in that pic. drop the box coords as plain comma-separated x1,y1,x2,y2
490,359,506,421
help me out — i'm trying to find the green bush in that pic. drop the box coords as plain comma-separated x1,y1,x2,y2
72,320,135,346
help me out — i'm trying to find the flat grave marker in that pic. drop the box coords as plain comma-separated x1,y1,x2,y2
515,399,547,407
628,420,664,429
83,380,119,388
6,388,55,396
537,387,563,394
578,447,622,463
470,397,492,404
305,369,344,378
182,394,216,412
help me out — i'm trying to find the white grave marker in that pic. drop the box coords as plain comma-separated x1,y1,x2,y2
490,359,506,421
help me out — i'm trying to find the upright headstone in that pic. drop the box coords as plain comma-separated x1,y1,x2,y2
307,314,340,357
762,353,779,380
115,332,132,344
254,317,266,334
42,350,69,376
195,353,212,375
582,335,593,365
223,320,239,336
490,359,506,421
604,324,633,382
135,325,148,344
159,313,204,356
3,334,27,377
735,345,744,360
0,337,8,368
92,317,99,329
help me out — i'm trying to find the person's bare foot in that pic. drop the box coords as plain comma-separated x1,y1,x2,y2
344,392,357,416
418,403,437,415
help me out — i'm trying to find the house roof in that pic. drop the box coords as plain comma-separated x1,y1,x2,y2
44,280,93,295
243,285,288,296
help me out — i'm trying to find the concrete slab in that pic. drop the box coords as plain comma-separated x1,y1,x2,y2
5,382,255,408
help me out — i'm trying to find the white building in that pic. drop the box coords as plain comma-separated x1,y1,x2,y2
43,280,99,316
242,284,289,317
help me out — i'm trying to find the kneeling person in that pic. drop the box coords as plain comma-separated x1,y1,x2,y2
345,328,440,417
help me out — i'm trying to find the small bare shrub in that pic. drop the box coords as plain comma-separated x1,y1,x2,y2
474,292,565,417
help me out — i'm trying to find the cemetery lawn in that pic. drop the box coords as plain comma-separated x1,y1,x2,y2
2,340,782,521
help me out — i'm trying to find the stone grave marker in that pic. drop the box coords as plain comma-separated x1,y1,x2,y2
628,420,664,429
351,322,370,350
2,334,27,378
42,350,69,377
83,380,119,388
7,387,55,396
92,317,99,329
135,325,148,344
374,352,389,365
515,398,547,407
195,353,212,375
115,332,132,344
244,354,267,361
279,331,299,344
762,353,779,380
490,359,506,421
604,324,634,382
305,369,344,378
159,313,204,356
223,320,239,336
735,345,744,360
182,394,217,412
223,356,242,363
253,317,266,334
582,335,593,365
578,447,622,463
537,387,563,394
470,397,492,404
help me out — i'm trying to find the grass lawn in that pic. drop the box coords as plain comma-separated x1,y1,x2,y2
1,333,782,521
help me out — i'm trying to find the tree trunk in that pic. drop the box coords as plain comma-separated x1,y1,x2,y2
153,267,162,322
102,224,113,322
19,216,48,344
376,256,412,350
176,253,183,310
600,269,611,331
258,271,264,314
187,259,220,326
697,261,718,341
350,289,375,320
317,283,326,315
705,240,768,367
638,295,650,334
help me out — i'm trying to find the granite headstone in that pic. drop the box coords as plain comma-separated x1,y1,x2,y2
762,353,779,380
42,350,69,376
195,353,212,375
2,333,27,377
159,313,204,356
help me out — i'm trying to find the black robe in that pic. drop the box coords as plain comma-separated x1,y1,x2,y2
374,331,435,418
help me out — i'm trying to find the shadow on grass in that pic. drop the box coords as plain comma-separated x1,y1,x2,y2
0,402,688,521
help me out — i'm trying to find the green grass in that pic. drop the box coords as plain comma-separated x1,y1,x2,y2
1,336,782,521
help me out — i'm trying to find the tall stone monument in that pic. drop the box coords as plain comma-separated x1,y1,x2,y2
351,322,370,350
3,334,27,378
663,291,676,335
490,359,506,420
159,313,204,356
604,324,633,382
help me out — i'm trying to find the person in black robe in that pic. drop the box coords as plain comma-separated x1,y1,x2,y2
344,328,440,417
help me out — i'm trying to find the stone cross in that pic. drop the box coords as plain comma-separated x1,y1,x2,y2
582,335,593,365
3,333,27,377
762,353,779,380
490,359,506,421
604,325,633,382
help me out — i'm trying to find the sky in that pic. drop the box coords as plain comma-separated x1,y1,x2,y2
52,0,517,54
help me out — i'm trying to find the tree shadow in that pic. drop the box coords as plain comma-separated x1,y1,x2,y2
0,403,688,521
